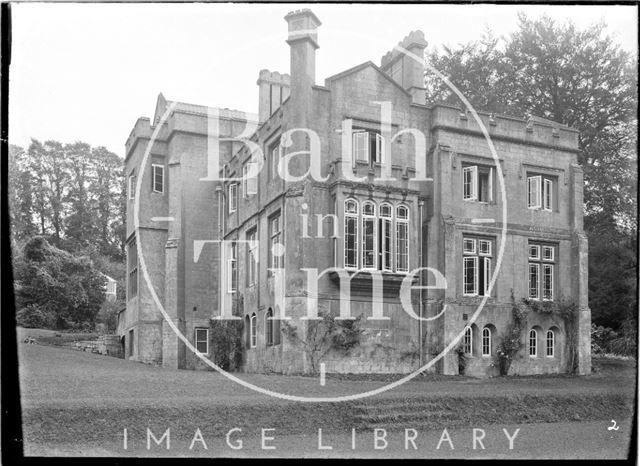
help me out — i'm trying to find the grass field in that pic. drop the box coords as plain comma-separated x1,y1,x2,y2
15,331,636,452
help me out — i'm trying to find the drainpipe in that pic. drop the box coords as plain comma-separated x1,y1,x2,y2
216,185,223,317
418,199,424,368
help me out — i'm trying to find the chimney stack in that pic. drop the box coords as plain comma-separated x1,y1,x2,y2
257,70,290,123
380,31,428,105
284,9,321,99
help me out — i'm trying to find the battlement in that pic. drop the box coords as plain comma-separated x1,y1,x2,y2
256,69,291,86
430,104,579,151
380,30,428,69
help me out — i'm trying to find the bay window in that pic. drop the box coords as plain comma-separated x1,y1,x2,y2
342,199,409,273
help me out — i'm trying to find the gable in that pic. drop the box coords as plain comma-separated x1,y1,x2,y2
325,61,411,99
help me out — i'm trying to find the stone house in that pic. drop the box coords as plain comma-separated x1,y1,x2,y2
120,9,590,377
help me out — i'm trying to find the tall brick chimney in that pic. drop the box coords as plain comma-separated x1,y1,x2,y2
257,70,290,123
284,9,321,100
380,31,428,105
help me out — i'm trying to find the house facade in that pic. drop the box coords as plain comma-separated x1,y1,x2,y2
120,9,591,377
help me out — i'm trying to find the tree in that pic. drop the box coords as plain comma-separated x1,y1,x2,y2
15,236,106,330
8,144,36,240
424,14,637,332
64,141,96,247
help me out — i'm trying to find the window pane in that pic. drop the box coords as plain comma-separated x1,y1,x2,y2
482,328,491,356
529,264,539,299
546,331,554,357
542,246,554,261
463,238,476,254
543,264,554,300
529,245,540,260
464,327,472,354
381,218,392,271
479,240,491,256
529,330,537,356
463,256,477,295
543,179,553,211
345,216,358,268
396,221,409,272
362,217,376,268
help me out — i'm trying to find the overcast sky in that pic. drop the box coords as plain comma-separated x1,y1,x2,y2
9,3,638,157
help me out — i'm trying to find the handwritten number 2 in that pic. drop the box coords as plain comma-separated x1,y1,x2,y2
608,420,619,431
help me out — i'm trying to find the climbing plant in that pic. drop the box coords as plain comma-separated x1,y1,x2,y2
281,312,364,374
522,297,580,373
495,293,529,375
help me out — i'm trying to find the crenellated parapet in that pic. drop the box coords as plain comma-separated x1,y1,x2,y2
430,103,579,152
380,30,428,70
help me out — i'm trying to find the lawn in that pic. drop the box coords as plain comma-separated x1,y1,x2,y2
14,334,636,451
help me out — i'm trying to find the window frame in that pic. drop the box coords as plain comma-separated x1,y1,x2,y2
127,238,138,298
227,242,237,293
361,201,377,270
529,242,556,301
265,309,274,347
250,313,257,348
463,326,473,355
269,213,283,270
151,164,165,194
246,229,258,287
228,183,238,214
482,327,491,357
529,329,538,357
395,205,409,273
195,328,209,355
528,174,556,211
128,173,137,200
344,199,359,270
463,236,493,297
546,330,555,357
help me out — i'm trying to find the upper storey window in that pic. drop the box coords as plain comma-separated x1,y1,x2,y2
128,173,137,200
353,129,385,168
243,162,258,198
462,164,494,203
527,174,555,211
151,164,164,194
343,199,409,273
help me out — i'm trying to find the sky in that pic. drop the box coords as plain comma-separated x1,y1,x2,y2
9,3,638,157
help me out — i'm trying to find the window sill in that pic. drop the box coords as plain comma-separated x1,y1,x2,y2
328,269,417,296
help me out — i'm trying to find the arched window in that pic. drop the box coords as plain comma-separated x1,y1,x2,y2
244,315,251,349
546,330,555,357
482,327,492,356
463,326,473,355
265,308,274,347
362,201,377,269
250,313,257,348
344,199,358,269
379,203,393,271
396,206,409,272
529,329,538,357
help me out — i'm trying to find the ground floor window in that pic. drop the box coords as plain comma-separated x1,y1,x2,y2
128,329,134,357
463,326,472,355
529,329,538,357
265,309,274,346
482,327,491,356
195,328,209,354
546,330,555,357
250,313,257,348
462,236,493,296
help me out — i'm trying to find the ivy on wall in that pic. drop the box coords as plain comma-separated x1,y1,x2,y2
281,312,364,374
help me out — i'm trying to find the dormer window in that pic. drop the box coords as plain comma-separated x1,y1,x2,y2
353,129,385,167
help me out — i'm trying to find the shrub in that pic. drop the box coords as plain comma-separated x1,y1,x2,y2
16,304,56,328
209,320,244,371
